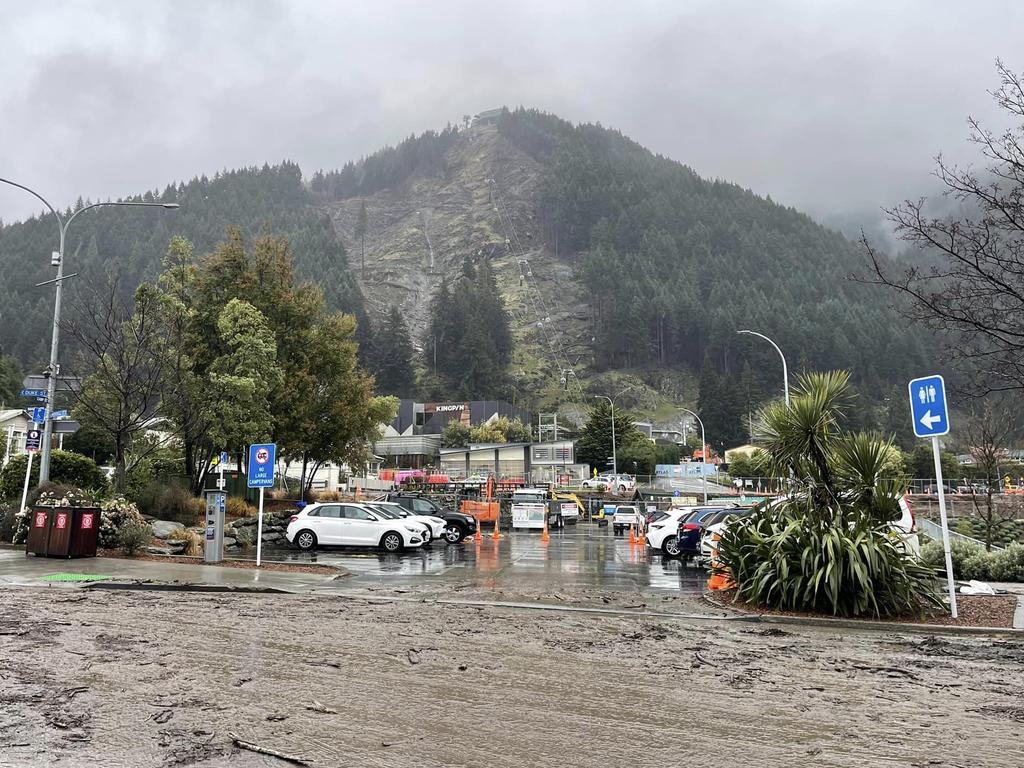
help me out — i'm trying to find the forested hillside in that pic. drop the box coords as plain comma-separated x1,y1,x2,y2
0,163,366,366
495,108,928,399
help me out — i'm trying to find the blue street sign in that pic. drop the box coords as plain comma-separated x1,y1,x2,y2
908,375,950,438
51,409,68,420
20,388,47,398
247,443,276,488
30,407,47,423
220,451,229,465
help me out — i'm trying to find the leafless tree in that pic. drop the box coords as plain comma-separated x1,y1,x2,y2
962,398,1021,550
63,277,167,491
862,60,1024,395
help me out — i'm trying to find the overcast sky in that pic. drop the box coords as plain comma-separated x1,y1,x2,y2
1,0,1020,234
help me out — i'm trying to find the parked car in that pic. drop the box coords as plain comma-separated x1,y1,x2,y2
286,502,428,552
610,504,642,534
646,507,697,556
365,501,446,542
697,508,758,566
581,474,636,493
384,492,478,543
672,507,741,561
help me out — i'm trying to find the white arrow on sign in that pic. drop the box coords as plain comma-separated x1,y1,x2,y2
920,410,943,430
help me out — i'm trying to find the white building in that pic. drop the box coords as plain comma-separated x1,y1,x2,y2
1,410,31,468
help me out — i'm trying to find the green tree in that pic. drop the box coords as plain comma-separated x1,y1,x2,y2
441,420,471,448
0,355,21,407
906,444,960,482
697,354,746,450
575,400,645,473
371,306,416,397
0,450,108,500
719,371,940,617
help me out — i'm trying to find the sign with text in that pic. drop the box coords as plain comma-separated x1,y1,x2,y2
247,443,276,488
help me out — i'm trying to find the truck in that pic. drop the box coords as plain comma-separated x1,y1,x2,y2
510,488,564,531
610,504,642,535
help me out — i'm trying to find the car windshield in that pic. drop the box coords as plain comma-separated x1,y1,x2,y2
367,505,399,519
378,504,410,517
649,511,669,523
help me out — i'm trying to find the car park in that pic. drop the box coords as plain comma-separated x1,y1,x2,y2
286,502,428,552
365,501,446,542
384,492,478,543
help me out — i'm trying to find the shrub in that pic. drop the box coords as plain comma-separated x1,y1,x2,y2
720,505,941,617
0,451,108,500
961,551,993,581
920,539,984,576
167,527,201,556
137,484,204,525
98,497,148,549
119,521,152,555
226,496,257,518
988,543,1024,582
0,504,18,543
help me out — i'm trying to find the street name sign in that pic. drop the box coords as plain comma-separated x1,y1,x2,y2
20,389,47,399
908,375,949,438
51,409,68,420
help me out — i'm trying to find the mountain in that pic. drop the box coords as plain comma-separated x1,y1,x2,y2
0,108,926,434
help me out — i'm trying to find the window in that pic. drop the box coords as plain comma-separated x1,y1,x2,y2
342,505,375,521
318,505,342,519
412,499,436,514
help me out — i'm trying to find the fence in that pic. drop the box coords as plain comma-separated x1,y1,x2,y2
916,518,1002,550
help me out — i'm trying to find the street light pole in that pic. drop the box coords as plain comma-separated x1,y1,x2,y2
738,329,790,407
678,407,707,504
593,395,617,476
0,177,179,483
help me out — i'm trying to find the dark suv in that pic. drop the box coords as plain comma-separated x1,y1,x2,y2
385,493,478,543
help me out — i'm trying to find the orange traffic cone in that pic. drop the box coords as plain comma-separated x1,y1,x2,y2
541,519,550,543
475,527,483,544
628,524,637,544
492,516,501,540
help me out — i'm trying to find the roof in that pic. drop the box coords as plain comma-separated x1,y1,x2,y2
0,409,28,424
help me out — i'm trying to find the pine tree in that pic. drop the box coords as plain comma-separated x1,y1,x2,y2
372,305,417,397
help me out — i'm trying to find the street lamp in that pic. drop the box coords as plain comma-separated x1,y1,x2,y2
593,395,617,477
737,329,790,407
0,177,179,483
678,407,707,504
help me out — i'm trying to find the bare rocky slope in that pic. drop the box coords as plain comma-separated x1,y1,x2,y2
323,124,597,411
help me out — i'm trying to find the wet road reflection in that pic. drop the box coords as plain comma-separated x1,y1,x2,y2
244,526,708,594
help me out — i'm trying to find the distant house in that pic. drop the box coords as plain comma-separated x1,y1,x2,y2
472,107,507,126
1,410,30,467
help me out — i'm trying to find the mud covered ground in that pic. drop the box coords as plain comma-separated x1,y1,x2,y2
1,586,1022,767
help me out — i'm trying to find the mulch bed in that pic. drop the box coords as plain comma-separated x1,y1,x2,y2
710,588,1019,629
98,550,343,575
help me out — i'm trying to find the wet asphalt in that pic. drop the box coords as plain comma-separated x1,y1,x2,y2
245,523,709,593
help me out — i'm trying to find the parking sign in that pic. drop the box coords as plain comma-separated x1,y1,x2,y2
247,443,276,488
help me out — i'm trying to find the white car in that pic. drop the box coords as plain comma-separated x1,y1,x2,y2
286,502,428,553
610,505,641,534
366,501,446,542
646,507,696,556
581,474,636,494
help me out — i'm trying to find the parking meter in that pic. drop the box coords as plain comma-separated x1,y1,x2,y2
204,489,226,563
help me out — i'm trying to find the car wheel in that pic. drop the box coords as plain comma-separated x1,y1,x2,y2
295,530,317,551
662,535,681,558
619,485,626,493
380,531,403,552
443,524,465,544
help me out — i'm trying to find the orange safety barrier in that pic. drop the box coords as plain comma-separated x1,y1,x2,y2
460,500,499,523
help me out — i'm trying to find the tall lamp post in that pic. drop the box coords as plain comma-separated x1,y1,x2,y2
0,177,179,483
737,329,790,407
678,407,707,504
593,395,617,477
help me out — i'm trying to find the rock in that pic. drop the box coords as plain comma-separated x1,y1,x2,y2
151,520,185,539
262,532,283,542
223,537,238,548
166,540,188,554
145,546,175,556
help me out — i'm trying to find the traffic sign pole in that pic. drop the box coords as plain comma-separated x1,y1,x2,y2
931,436,958,619
256,487,265,567
908,375,957,619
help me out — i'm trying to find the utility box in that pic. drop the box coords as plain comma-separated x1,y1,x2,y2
204,490,226,563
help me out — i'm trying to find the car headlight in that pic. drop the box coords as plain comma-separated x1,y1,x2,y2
402,525,421,533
